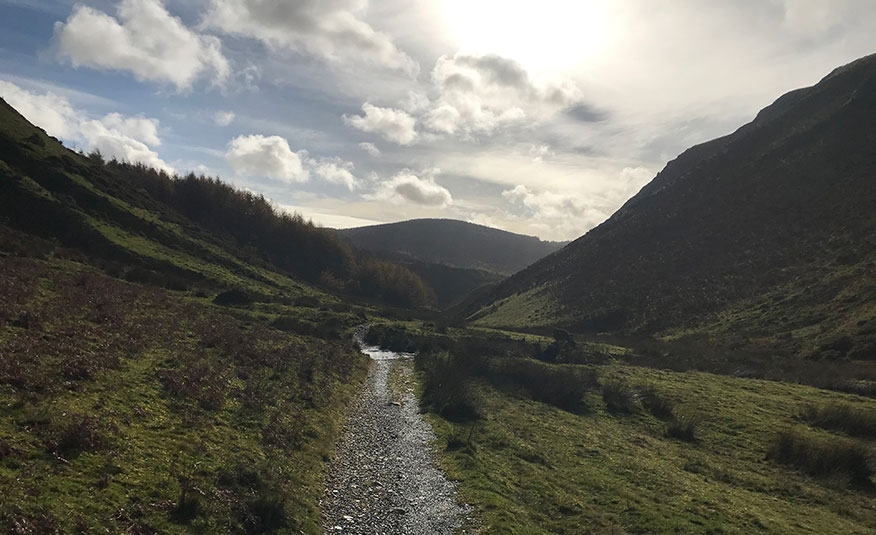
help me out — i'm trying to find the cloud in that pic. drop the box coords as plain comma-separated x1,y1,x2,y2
0,80,172,173
358,142,380,157
100,113,161,146
0,80,79,139
51,0,229,90
226,134,309,183
202,0,417,75
499,165,655,240
212,110,236,126
370,170,452,207
225,134,360,189
345,102,417,145
309,158,359,190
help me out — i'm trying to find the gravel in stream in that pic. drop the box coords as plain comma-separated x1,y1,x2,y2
321,348,470,534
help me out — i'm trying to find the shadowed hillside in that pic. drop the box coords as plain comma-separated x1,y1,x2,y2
337,218,566,275
470,54,876,361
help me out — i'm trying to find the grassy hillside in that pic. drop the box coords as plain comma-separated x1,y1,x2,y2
0,244,369,533
338,218,566,275
0,98,399,532
469,54,876,361
376,324,876,535
403,261,504,309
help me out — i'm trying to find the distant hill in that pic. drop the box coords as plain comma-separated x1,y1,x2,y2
403,261,504,309
337,219,566,275
470,54,876,360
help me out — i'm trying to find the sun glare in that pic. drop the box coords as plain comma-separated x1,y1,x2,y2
441,0,613,76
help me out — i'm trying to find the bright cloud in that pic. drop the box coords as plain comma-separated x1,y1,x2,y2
0,80,172,173
370,170,452,207
345,103,417,145
226,135,309,183
202,0,417,75
226,134,360,189
51,0,229,90
309,158,359,190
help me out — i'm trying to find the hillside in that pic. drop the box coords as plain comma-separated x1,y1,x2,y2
337,219,566,275
0,98,436,532
470,54,876,360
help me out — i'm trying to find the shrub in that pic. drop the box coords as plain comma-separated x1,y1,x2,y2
801,403,876,439
666,414,699,442
490,358,595,413
213,288,253,306
42,414,104,456
638,383,674,419
244,497,287,534
417,351,483,421
601,379,635,413
766,430,873,487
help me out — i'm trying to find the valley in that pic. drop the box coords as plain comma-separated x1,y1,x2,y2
1,44,875,535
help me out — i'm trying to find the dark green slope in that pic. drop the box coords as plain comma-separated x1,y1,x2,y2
337,218,566,275
472,54,876,359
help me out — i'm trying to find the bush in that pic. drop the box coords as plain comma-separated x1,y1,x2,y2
601,379,635,413
666,414,698,442
638,383,674,419
417,351,483,421
42,414,104,456
801,403,876,439
490,358,595,413
766,430,873,487
213,288,253,306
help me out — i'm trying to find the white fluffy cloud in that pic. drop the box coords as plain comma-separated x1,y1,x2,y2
310,158,359,190
51,0,229,90
370,170,452,207
99,112,161,146
0,80,172,173
345,103,417,145
344,52,585,142
226,135,309,183
226,134,359,189
202,0,417,75
420,53,580,138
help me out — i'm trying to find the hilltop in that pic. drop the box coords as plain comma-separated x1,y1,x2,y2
337,218,566,276
470,54,876,361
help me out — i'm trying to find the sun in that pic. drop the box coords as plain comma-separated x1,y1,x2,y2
440,0,613,76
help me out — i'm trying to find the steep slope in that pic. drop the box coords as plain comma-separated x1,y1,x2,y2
337,219,566,275
0,97,434,308
471,54,876,359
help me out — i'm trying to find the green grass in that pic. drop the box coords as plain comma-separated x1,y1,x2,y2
469,285,568,329
0,255,369,534
426,361,876,534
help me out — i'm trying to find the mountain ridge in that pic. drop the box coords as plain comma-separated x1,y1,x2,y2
469,53,876,360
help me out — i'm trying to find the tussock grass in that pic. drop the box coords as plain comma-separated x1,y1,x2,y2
801,402,876,439
766,430,873,488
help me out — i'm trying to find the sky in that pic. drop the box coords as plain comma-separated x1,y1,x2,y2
1,1,876,240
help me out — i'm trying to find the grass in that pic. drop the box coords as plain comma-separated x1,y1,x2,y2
766,430,873,488
0,255,369,534
801,402,876,439
423,348,876,534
